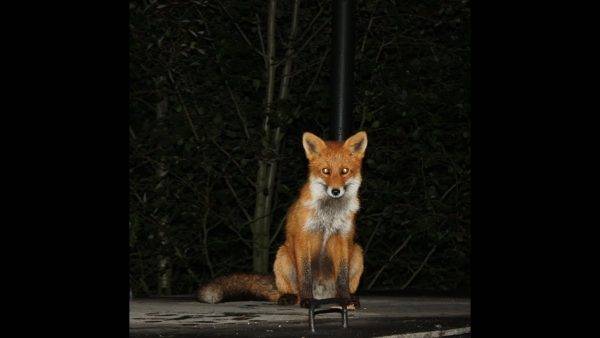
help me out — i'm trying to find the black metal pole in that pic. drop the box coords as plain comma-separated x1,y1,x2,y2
331,0,354,141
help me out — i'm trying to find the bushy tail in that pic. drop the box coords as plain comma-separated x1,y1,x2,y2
197,273,280,304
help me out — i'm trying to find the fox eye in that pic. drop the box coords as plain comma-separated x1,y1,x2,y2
341,167,349,175
322,168,331,175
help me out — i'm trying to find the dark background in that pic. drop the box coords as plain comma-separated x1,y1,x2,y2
129,0,470,297
1,0,588,336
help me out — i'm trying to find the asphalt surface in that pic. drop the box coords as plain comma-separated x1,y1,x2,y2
130,296,471,337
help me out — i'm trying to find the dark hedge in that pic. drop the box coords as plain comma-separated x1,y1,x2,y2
129,0,470,296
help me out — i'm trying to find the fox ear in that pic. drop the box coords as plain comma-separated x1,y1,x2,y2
344,131,368,158
302,132,327,160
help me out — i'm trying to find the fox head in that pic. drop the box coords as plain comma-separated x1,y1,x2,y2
302,131,368,200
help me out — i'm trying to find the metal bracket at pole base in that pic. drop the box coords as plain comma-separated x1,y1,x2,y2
306,296,360,332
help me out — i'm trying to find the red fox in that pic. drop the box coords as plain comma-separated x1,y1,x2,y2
198,131,367,307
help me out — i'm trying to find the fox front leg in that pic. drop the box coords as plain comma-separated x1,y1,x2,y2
328,237,352,303
296,254,314,308
335,261,351,301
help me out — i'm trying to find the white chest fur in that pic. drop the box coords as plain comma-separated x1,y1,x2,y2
304,195,359,237
302,175,361,247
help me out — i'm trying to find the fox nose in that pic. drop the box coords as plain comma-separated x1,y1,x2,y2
327,186,345,198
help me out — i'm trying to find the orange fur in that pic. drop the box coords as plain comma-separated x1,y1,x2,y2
198,131,367,306
198,273,279,303
273,131,366,304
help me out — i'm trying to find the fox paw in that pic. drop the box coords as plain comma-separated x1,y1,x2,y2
349,294,360,308
332,303,357,311
277,294,297,306
335,294,360,308
299,298,314,308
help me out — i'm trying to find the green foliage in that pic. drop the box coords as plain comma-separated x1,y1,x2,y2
130,0,470,296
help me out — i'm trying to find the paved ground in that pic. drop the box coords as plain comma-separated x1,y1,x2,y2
130,296,470,337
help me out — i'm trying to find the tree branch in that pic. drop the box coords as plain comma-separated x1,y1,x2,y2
224,176,253,222
269,215,287,245
367,234,413,290
255,13,267,69
363,218,383,256
401,243,438,290
210,138,256,188
304,48,330,97
213,0,266,61
275,17,330,67
225,84,251,139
